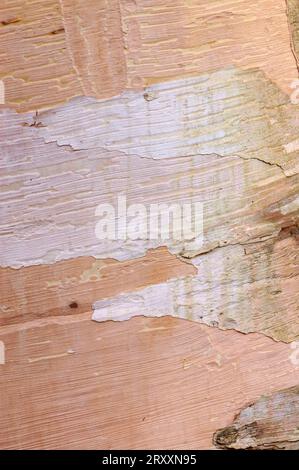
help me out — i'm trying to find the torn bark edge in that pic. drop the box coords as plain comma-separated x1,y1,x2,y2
213,385,299,450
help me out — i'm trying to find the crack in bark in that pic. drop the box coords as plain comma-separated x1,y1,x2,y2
179,231,281,260
43,135,289,177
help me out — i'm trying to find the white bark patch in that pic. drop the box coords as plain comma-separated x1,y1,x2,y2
1,69,298,268
37,67,299,174
93,236,299,343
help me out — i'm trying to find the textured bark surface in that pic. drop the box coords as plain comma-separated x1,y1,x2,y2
214,385,299,449
1,0,298,111
286,0,299,69
0,0,299,450
93,231,299,342
0,248,195,326
0,317,298,449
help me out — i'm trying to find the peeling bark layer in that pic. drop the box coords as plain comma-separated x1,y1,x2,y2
214,385,299,449
0,248,195,326
93,231,299,342
1,67,298,343
29,68,299,174
1,69,299,269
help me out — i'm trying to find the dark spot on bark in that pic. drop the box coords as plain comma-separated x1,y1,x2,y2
50,27,65,35
69,302,78,309
1,18,21,26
